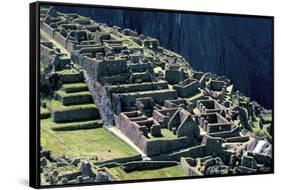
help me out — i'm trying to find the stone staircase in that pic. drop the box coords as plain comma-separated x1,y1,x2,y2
46,68,103,131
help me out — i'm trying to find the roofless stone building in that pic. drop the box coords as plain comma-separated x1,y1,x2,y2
39,6,273,184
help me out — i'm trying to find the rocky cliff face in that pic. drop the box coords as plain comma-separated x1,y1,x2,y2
55,6,273,109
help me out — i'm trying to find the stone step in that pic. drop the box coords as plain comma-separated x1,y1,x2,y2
55,90,93,106
47,100,100,123
57,69,84,84
62,83,89,93
51,120,103,131
40,107,51,119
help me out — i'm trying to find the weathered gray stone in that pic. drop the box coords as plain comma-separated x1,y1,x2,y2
79,161,95,178
71,158,80,166
41,157,48,167
151,124,161,137
95,171,109,182
77,175,83,183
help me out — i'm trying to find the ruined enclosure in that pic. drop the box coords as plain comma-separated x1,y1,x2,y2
38,5,273,186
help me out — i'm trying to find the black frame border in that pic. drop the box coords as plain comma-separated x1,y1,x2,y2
29,1,275,189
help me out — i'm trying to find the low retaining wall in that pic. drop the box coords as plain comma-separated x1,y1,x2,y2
49,106,100,123
170,145,207,161
55,92,93,106
247,152,271,166
180,157,202,176
95,154,142,166
144,137,191,156
106,81,168,94
52,120,103,131
117,89,177,107
59,72,84,84
54,32,68,48
225,136,249,143
58,171,82,181
121,161,178,172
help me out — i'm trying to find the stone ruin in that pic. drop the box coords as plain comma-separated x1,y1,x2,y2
39,6,273,182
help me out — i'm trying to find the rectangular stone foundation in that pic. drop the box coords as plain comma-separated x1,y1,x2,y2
116,89,177,107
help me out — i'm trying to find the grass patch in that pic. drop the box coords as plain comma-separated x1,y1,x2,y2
62,83,88,93
55,90,93,105
251,116,272,142
56,68,80,75
56,69,84,84
260,113,272,124
55,90,91,98
161,128,177,138
41,118,137,161
147,128,177,140
50,120,103,131
252,116,260,129
47,100,99,122
253,126,272,143
40,107,51,119
109,165,185,180
47,100,96,112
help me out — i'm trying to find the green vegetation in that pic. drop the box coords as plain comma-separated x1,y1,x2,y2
55,90,93,105
253,126,271,143
55,68,84,85
109,165,185,180
40,163,79,186
123,40,141,49
46,119,103,131
109,30,142,50
147,128,177,140
41,118,138,161
40,107,51,119
260,113,272,124
62,83,88,93
56,68,80,75
55,90,91,98
251,116,260,129
161,129,177,138
239,96,249,108
251,116,272,142
47,100,97,112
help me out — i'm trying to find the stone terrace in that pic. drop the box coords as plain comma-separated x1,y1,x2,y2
39,7,273,182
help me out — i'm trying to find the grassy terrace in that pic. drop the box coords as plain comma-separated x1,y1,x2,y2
45,119,103,131
41,118,138,161
47,100,96,112
251,116,272,142
109,165,186,180
40,107,50,119
55,90,92,97
55,90,93,106
56,68,80,75
62,83,88,93
146,128,177,140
